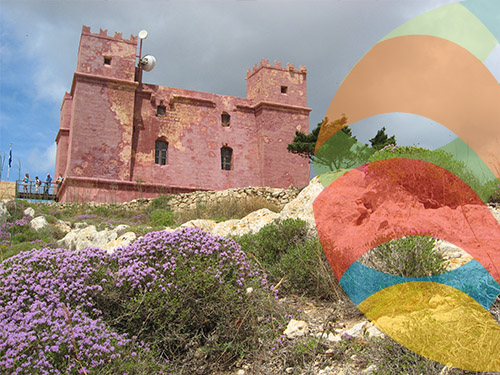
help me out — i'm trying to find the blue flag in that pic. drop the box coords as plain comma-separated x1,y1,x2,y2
8,148,12,168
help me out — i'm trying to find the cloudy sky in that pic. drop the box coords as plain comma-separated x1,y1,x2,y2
0,0,464,181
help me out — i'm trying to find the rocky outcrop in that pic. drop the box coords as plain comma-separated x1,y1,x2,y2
280,176,324,233
57,225,136,253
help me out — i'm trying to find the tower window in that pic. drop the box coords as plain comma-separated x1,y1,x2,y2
221,113,230,127
221,147,232,170
157,105,166,116
281,86,288,94
104,57,112,65
155,140,168,165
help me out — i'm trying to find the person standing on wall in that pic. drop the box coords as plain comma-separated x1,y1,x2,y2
22,173,31,193
44,174,52,194
35,176,41,193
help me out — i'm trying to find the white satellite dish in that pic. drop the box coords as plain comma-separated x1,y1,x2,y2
140,55,156,71
138,30,148,40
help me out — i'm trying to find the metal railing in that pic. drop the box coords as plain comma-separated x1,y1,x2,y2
15,180,59,201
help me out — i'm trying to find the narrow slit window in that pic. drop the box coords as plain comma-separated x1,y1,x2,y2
155,140,168,165
221,113,230,127
281,86,288,94
104,57,112,65
221,147,232,171
157,105,166,116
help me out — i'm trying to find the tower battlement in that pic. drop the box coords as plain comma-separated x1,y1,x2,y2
246,58,307,79
81,25,137,44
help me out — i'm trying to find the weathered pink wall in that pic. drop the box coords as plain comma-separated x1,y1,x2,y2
55,26,310,203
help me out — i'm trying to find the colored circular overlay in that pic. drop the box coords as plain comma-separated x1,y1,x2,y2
313,0,500,371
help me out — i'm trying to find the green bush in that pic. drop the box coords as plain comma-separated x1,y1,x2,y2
149,208,176,227
236,219,340,299
359,236,447,277
150,194,172,210
92,228,288,373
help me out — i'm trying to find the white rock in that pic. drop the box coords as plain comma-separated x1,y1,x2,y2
55,220,71,233
24,207,35,217
236,370,245,375
179,219,216,232
365,323,385,338
102,232,137,253
30,216,48,231
58,225,118,251
114,224,130,234
327,332,342,342
284,319,309,339
285,367,294,374
280,176,324,233
211,219,241,237
343,321,367,339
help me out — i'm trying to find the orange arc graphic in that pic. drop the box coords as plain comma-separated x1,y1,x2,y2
316,35,500,178
313,159,500,281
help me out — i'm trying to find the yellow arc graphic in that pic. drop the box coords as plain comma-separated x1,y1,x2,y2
358,281,500,372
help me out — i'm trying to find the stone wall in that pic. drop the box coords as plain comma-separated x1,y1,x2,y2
164,186,301,211
46,185,302,211
0,181,15,201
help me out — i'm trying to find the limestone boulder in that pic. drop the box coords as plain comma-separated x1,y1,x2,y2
211,209,280,237
211,219,241,237
24,207,35,217
102,232,137,253
280,176,324,232
30,216,49,231
179,219,217,232
58,225,118,251
55,220,71,234
283,319,309,339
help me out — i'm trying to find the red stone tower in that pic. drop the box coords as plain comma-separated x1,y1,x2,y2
55,27,310,203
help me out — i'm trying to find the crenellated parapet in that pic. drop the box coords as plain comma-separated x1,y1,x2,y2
81,25,137,44
246,58,307,79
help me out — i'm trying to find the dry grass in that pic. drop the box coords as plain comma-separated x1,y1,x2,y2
174,195,281,225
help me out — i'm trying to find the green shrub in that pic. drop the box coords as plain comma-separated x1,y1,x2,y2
92,228,288,373
236,219,340,299
149,208,176,227
150,194,172,210
359,236,447,277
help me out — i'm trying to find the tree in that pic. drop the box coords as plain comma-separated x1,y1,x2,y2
288,115,373,171
287,115,355,162
369,126,396,151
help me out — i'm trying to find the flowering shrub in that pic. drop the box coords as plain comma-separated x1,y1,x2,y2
0,228,282,373
98,228,279,371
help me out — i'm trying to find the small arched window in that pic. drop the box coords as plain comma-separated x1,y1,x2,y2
157,105,166,116
221,146,233,170
221,113,230,127
155,140,168,165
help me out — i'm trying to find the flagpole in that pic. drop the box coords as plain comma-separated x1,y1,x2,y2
7,144,12,181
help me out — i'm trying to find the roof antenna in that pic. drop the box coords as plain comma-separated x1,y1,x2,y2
136,30,156,83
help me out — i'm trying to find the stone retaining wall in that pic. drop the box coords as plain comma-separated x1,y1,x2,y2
0,181,15,201
45,186,302,211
